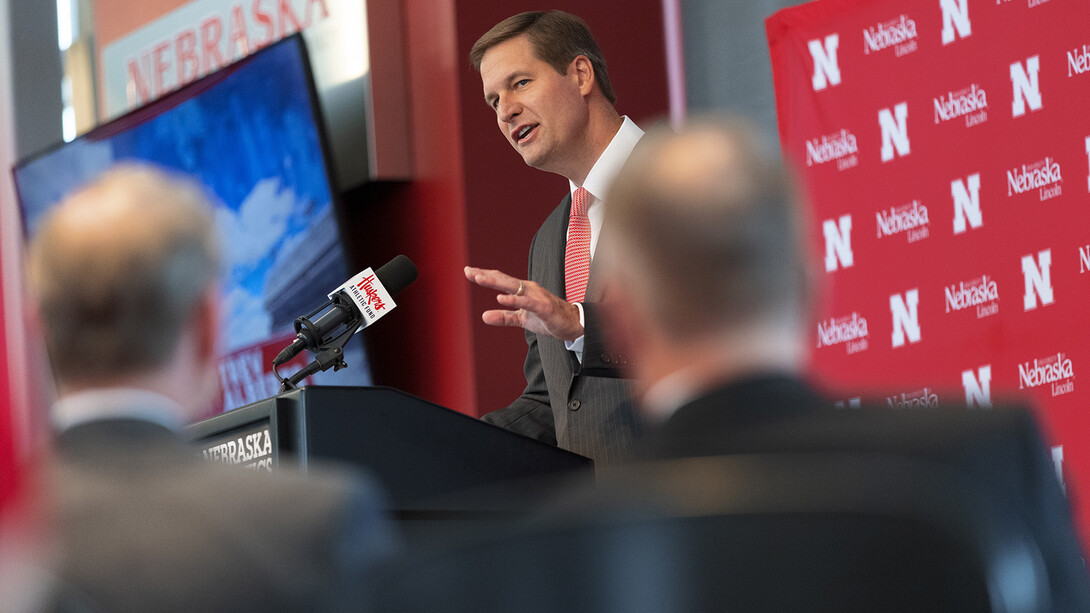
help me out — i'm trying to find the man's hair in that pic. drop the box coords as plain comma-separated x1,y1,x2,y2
470,11,617,105
602,117,810,339
26,164,221,384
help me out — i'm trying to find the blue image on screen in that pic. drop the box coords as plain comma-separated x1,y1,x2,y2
13,35,370,414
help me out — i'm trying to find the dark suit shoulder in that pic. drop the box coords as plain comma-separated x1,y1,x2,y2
649,377,1039,464
531,194,572,243
47,442,397,612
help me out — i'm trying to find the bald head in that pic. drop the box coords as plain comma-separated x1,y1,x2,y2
26,164,221,388
602,117,809,343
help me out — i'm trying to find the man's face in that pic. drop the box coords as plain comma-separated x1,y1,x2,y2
480,35,588,176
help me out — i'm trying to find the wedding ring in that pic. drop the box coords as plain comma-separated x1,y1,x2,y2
515,281,525,297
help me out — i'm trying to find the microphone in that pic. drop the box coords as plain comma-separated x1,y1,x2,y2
273,255,417,367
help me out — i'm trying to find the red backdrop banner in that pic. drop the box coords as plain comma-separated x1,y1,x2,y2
767,0,1090,536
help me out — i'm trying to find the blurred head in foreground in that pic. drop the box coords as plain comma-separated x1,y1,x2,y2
600,117,812,414
26,163,221,422
24,164,400,613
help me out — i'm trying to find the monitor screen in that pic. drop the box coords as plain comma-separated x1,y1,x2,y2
13,34,370,418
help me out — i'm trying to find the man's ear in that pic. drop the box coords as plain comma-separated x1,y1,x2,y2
192,285,221,365
600,270,646,367
570,55,596,97
22,293,44,349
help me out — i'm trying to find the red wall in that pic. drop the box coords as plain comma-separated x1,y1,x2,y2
343,0,476,413
353,1,670,415
0,276,15,508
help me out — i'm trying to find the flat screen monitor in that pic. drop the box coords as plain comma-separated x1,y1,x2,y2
12,34,370,418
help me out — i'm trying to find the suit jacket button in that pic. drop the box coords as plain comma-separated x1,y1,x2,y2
568,400,581,411
602,354,612,364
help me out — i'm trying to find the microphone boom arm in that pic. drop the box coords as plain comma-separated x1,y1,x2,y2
276,324,357,392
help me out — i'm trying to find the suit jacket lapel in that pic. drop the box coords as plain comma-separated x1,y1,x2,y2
543,193,571,297
584,225,608,303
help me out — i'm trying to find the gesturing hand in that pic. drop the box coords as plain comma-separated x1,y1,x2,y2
464,266,584,341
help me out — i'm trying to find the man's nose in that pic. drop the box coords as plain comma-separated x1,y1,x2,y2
497,96,520,124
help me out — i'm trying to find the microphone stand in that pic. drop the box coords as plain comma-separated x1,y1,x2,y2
274,324,357,392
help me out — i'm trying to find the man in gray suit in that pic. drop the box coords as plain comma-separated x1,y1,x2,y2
27,165,397,611
464,11,641,466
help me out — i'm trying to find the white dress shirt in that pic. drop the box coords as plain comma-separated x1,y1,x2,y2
565,116,644,359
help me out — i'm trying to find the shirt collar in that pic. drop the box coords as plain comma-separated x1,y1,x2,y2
52,387,186,433
641,364,708,425
570,116,644,201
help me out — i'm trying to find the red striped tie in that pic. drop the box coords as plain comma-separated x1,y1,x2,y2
564,187,591,303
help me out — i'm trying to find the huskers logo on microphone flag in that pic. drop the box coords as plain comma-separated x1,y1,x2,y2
332,267,397,331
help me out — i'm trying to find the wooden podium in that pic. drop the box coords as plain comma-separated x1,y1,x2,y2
185,386,592,518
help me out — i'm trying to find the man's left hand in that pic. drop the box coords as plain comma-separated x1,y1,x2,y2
464,266,583,341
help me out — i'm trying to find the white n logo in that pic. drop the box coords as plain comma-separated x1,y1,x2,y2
879,103,910,162
961,365,992,408
1011,56,1042,118
940,0,971,45
822,215,853,272
1022,249,1054,311
809,35,841,92
952,173,982,235
890,289,921,348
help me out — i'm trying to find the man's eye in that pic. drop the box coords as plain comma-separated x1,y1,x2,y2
516,79,530,87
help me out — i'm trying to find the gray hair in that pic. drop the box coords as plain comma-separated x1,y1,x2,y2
26,164,221,384
602,117,810,339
